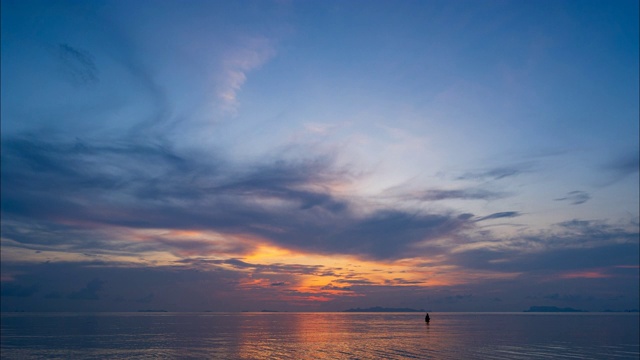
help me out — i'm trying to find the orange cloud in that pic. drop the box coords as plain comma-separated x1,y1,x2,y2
559,270,610,279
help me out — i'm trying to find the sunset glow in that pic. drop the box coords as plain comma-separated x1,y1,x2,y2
1,0,638,312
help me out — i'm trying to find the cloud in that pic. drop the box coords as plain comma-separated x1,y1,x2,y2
135,293,154,303
543,293,594,302
554,190,591,205
554,219,636,240
2,134,636,281
1,136,477,260
385,278,424,285
449,219,639,274
604,152,639,175
216,36,276,115
0,283,39,297
475,211,521,222
457,164,529,181
44,291,62,299
321,283,352,291
334,279,375,285
0,261,254,312
68,279,105,300
57,43,99,85
431,294,473,304
598,151,639,185
554,191,590,205
415,188,506,201
179,258,329,277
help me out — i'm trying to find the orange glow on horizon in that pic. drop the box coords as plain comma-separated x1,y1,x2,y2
3,223,524,306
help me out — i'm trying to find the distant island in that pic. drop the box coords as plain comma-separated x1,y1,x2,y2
344,306,427,312
524,306,586,313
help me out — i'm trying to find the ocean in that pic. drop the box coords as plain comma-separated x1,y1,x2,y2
1,312,638,359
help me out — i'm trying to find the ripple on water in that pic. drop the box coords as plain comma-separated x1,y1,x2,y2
1,312,639,360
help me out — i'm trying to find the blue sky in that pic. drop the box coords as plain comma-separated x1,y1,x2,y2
1,0,638,312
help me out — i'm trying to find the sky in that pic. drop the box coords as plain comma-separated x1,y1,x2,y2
1,0,638,312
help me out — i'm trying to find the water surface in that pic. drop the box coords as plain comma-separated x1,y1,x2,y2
2,312,638,359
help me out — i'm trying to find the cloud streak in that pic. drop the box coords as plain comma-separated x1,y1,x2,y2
216,36,276,115
555,191,591,205
1,136,478,260
416,189,506,201
475,211,521,222
57,43,99,85
457,164,530,181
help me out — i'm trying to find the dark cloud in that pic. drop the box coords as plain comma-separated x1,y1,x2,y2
384,278,424,285
0,262,251,312
555,191,590,205
1,256,637,312
475,211,521,222
543,293,594,302
135,293,154,303
596,151,640,186
457,164,529,181
68,278,105,300
458,213,475,220
321,283,352,291
433,294,473,304
0,283,39,297
180,258,329,277
449,220,639,274
334,279,375,285
318,210,474,259
44,291,62,299
554,219,637,243
603,152,639,177
416,188,505,201
1,136,477,260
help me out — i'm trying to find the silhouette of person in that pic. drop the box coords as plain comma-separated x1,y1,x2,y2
425,313,430,322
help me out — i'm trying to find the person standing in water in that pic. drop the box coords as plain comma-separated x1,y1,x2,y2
425,313,430,322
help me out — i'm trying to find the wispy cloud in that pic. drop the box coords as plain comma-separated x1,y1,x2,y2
416,188,506,201
216,36,276,115
457,164,530,181
555,191,590,205
558,270,609,279
475,211,521,222
1,136,478,260
57,43,99,85
598,151,640,186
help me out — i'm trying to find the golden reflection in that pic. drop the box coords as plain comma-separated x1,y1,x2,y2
234,313,362,359
233,312,477,359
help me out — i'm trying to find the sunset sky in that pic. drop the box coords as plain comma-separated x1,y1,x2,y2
2,0,638,312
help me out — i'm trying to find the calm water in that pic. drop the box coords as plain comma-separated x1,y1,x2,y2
1,312,638,359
